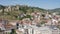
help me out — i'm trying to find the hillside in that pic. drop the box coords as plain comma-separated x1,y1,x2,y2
0,5,60,20
0,5,46,20
49,8,60,12
48,8,60,15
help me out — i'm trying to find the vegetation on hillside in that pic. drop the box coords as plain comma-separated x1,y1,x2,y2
0,5,60,20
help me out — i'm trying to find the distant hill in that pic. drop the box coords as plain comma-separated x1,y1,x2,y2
49,8,60,12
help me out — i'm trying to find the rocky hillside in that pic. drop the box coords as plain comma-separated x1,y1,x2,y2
0,5,46,20
0,5,60,20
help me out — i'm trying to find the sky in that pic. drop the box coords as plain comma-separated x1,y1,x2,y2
0,0,60,9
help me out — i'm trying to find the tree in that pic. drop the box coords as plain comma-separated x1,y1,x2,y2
36,21,45,27
40,21,45,25
19,15,32,20
0,5,5,15
10,29,17,34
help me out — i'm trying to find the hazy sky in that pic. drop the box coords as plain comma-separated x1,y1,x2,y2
0,0,60,9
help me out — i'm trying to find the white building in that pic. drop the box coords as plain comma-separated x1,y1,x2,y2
18,22,60,34
33,26,52,34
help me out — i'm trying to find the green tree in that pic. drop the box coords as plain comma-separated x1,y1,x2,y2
0,5,5,15
10,29,17,34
